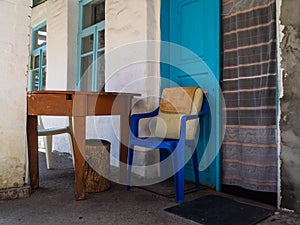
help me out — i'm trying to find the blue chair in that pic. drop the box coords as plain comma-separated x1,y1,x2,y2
127,87,209,204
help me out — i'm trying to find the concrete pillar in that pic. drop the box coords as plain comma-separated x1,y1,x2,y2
279,0,300,213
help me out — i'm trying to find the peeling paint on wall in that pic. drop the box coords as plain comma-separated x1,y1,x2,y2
0,157,26,189
0,0,31,189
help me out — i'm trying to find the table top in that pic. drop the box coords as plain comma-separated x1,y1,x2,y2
27,90,141,116
27,90,141,97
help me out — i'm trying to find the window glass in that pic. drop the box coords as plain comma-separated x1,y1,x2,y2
78,0,105,92
31,70,39,91
97,51,105,91
32,54,40,69
81,34,94,54
42,51,46,66
41,68,47,90
98,30,105,49
33,0,46,7
30,23,47,91
33,25,47,50
80,55,93,91
82,0,105,30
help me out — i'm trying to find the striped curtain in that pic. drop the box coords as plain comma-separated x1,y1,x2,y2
221,0,277,192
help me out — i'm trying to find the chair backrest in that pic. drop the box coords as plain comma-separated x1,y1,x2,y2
38,116,73,135
38,116,45,130
154,87,203,140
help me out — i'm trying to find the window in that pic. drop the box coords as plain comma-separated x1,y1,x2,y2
78,0,105,92
32,0,46,7
30,22,47,91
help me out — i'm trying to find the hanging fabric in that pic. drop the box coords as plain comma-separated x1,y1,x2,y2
221,0,277,192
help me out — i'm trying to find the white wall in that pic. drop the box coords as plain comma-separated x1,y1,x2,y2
70,0,162,172
0,0,31,189
101,0,161,175
30,0,162,177
31,0,78,90
31,0,78,154
67,0,79,90
31,0,69,90
46,0,68,90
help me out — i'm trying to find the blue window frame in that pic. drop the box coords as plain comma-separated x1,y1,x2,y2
30,22,47,91
77,0,105,92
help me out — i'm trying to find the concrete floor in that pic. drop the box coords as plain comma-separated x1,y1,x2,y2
1,151,299,225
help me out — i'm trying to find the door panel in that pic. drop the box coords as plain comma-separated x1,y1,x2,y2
179,1,206,61
166,0,220,189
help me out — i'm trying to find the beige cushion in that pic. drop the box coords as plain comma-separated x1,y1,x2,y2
160,87,198,114
154,87,203,140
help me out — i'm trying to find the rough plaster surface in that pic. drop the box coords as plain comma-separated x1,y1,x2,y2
0,0,31,189
104,0,161,177
105,0,160,103
280,0,300,213
67,0,79,90
46,0,68,90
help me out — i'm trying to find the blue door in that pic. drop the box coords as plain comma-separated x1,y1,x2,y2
161,0,221,190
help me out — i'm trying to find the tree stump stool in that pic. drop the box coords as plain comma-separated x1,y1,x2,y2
84,139,111,193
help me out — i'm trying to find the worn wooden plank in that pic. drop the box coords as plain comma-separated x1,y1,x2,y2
27,93,73,116
26,115,39,189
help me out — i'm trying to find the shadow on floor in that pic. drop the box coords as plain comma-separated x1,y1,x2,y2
0,151,299,225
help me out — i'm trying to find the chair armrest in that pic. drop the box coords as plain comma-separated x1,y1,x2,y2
198,97,209,117
181,97,209,122
179,97,209,140
130,108,159,137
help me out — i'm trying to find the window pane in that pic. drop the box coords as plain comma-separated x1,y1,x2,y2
33,25,46,50
94,1,105,24
82,0,105,30
97,51,105,91
41,68,47,90
80,55,93,91
31,54,40,69
42,51,46,66
31,70,39,91
98,30,105,49
81,35,94,54
33,0,44,7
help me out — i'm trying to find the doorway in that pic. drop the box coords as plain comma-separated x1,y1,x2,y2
160,0,221,190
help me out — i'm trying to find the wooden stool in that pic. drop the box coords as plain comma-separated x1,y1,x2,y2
84,139,111,193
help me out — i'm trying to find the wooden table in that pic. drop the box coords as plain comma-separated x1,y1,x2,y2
27,91,139,200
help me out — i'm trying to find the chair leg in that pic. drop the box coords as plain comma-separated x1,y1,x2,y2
172,150,185,204
174,168,185,204
67,133,75,168
192,150,200,188
159,149,170,180
44,135,53,169
127,147,134,190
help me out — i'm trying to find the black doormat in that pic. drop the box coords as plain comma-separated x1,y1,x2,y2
138,178,202,198
164,195,275,225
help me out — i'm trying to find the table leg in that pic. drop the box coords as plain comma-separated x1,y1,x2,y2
27,115,39,189
73,116,86,200
119,101,131,183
